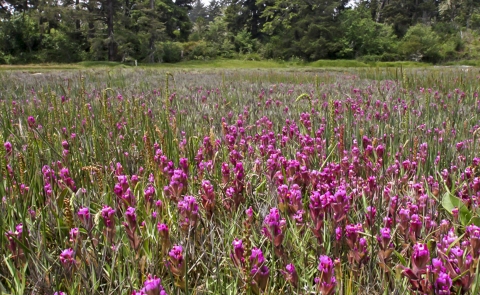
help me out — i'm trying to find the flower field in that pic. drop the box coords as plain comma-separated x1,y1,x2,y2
1,67,480,294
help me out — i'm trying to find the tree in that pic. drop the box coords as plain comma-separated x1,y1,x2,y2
223,0,268,39
371,0,438,37
399,23,443,61
260,0,345,60
189,0,208,22
338,7,398,58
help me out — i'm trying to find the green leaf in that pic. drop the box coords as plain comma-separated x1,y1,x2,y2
393,250,407,266
441,192,472,226
470,217,480,227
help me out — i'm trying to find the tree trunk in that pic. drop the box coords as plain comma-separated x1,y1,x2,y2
75,0,80,30
107,0,115,61
375,0,388,23
148,0,155,63
87,0,95,39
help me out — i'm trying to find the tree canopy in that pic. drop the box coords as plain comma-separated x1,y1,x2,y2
1,0,480,63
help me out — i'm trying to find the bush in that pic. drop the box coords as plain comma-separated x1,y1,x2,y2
234,30,256,53
182,41,217,60
158,42,182,63
360,55,382,62
339,8,398,59
242,52,263,61
39,28,83,63
399,24,443,63
0,52,16,64
259,36,286,60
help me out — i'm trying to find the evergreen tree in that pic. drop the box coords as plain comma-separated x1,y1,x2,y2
260,0,344,60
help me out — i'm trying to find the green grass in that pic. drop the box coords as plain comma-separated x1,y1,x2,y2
0,58,441,71
309,59,370,67
442,59,480,66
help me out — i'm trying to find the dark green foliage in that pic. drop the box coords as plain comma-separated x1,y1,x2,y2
259,0,345,61
338,8,398,58
159,41,183,62
399,23,443,62
0,0,479,63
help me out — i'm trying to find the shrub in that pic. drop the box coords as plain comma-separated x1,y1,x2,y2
242,52,263,61
181,41,217,60
399,24,443,63
158,42,182,63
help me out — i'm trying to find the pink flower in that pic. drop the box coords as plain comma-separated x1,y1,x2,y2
412,243,430,274
3,141,12,155
316,255,336,295
59,248,75,267
141,274,168,295
261,207,286,247
177,196,199,231
77,207,92,230
101,206,116,229
281,263,298,287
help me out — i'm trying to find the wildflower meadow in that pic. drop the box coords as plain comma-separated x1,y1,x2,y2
1,67,480,294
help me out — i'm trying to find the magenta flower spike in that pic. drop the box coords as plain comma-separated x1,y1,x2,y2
101,206,116,229
157,223,170,251
251,265,269,291
316,255,336,295
177,195,199,232
69,227,79,243
27,116,36,128
262,207,286,247
141,275,168,295
59,248,76,267
412,243,430,274
250,247,265,266
125,207,137,229
200,180,215,217
466,224,480,259
231,238,245,268
77,207,92,230
144,185,156,204
281,263,298,287
4,141,12,155
167,245,186,279
435,272,452,295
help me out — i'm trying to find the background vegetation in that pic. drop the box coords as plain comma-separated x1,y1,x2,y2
2,0,480,64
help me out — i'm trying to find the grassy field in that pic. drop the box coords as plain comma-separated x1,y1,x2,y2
0,59,435,72
0,67,479,295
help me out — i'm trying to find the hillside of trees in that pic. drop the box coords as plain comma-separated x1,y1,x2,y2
1,0,480,64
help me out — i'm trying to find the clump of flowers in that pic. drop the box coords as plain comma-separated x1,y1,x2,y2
345,223,369,266
101,205,116,244
401,243,432,293
59,248,76,275
281,263,299,288
262,207,286,257
315,255,336,295
135,274,168,295
200,180,215,218
249,247,269,292
164,169,188,203
77,206,93,231
123,207,141,251
5,223,26,262
157,223,171,255
166,245,186,289
177,195,199,232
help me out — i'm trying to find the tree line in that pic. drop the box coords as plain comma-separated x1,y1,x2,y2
1,0,479,64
